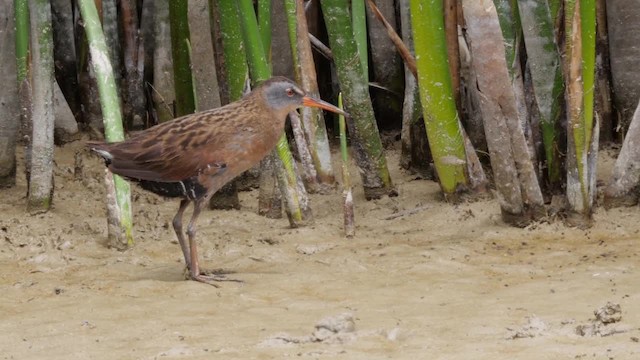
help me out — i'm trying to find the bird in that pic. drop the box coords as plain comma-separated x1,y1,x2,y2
88,77,347,285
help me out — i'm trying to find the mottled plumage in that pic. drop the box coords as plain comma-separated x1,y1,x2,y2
88,77,346,285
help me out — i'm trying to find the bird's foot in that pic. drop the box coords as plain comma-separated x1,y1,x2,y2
183,267,243,286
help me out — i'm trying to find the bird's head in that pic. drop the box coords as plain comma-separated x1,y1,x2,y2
260,77,347,117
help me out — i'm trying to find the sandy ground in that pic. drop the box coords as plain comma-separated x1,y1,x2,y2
1,140,639,360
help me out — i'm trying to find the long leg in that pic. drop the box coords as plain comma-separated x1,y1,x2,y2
184,198,242,285
172,199,191,269
185,199,205,282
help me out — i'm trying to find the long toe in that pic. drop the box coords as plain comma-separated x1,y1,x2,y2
184,268,243,286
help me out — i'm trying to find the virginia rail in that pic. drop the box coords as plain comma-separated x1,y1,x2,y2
89,77,346,285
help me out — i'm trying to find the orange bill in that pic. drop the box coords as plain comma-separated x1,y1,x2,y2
302,96,348,116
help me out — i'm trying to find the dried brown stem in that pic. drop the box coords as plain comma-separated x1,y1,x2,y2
365,0,417,78
308,33,333,60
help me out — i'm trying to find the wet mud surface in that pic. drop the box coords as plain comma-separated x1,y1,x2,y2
1,141,639,359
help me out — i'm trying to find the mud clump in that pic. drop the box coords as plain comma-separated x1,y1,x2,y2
576,302,628,337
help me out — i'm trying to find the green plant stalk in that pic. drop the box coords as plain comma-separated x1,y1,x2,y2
151,0,174,122
581,0,596,155
410,0,467,195
102,0,120,65
27,0,55,213
579,0,596,206
14,0,30,155
321,0,394,199
282,1,318,190
257,0,271,61
283,0,299,78
565,0,596,208
77,0,133,245
169,0,196,116
275,134,303,222
237,0,269,82
565,0,581,183
284,0,336,188
237,0,304,223
339,92,354,237
494,0,518,71
14,0,29,83
517,0,564,184
544,71,564,183
217,0,248,101
352,0,368,81
339,93,350,186
185,38,199,111
547,0,562,25
208,0,228,104
0,0,18,187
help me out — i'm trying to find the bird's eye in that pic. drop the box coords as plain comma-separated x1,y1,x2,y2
286,88,295,97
